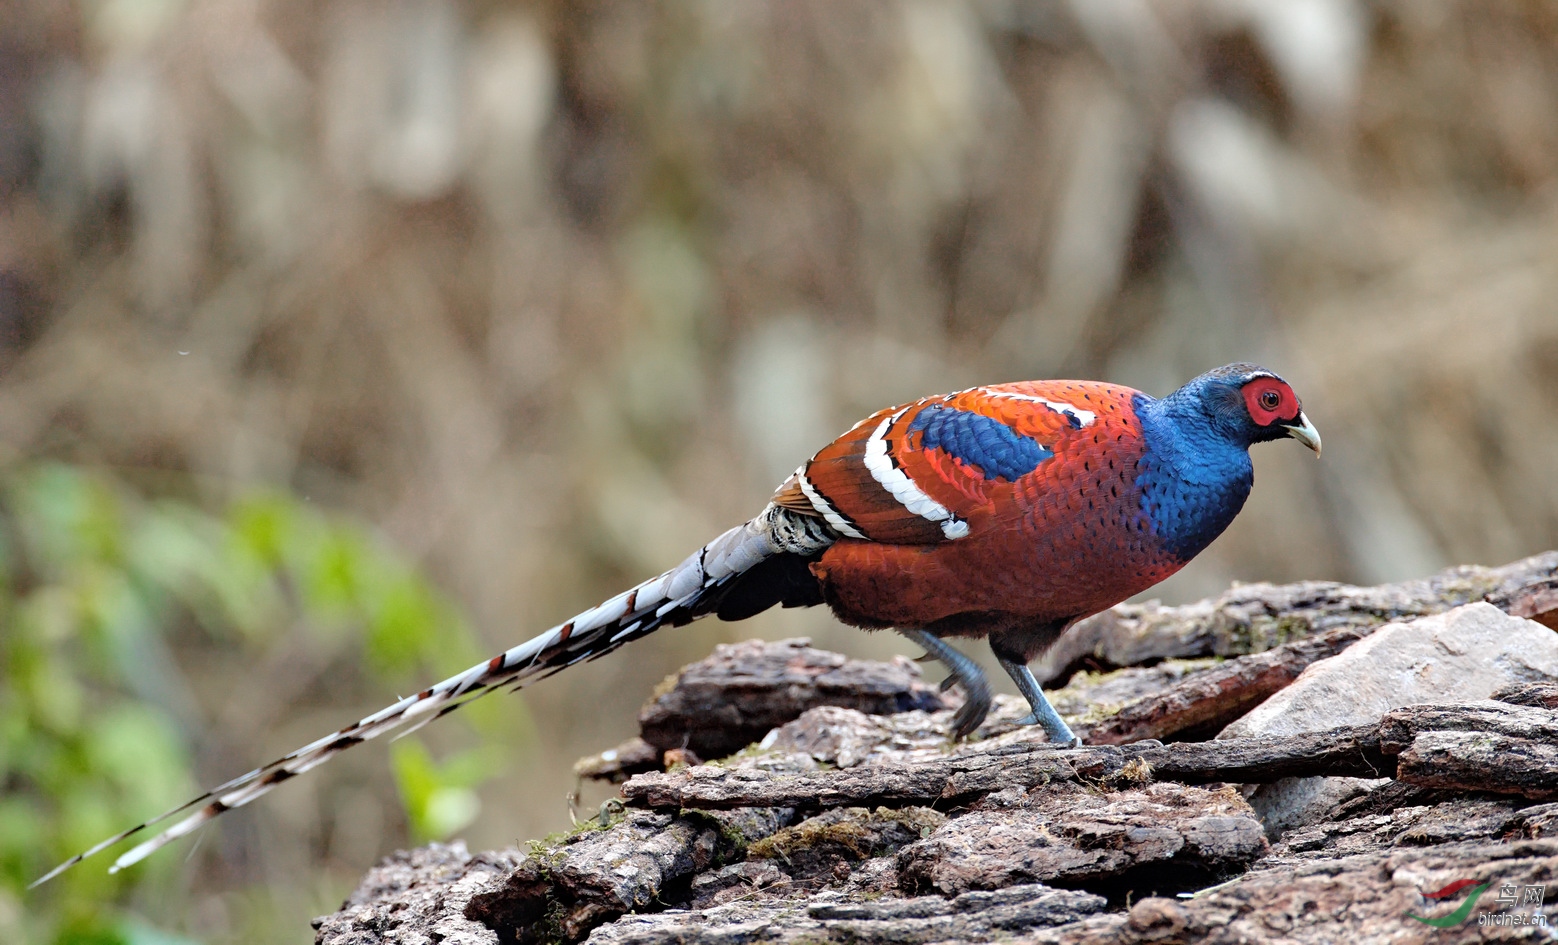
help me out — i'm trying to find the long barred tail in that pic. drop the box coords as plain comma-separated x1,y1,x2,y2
31,505,835,887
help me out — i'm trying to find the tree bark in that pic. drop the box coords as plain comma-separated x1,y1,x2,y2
313,553,1558,945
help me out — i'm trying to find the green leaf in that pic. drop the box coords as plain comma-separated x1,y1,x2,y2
84,706,190,808
422,788,481,840
13,466,124,576
116,917,203,945
0,464,520,943
389,740,499,842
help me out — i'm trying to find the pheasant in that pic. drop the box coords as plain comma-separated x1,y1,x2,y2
36,362,1319,885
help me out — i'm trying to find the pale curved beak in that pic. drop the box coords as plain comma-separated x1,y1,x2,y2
1281,412,1322,456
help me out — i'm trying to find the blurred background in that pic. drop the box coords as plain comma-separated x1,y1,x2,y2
3,0,1557,941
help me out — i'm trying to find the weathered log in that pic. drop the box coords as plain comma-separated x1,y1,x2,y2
1397,731,1558,801
1037,551,1558,684
572,736,661,783
1367,701,1558,802
1494,682,1558,710
1377,700,1558,752
1486,569,1558,628
316,837,1558,945
1046,661,1219,727
1522,803,1558,839
746,806,947,887
1133,725,1395,783
315,554,1558,945
1271,794,1530,859
586,883,1108,945
312,842,521,945
635,638,943,760
620,745,1076,811
1021,839,1558,944
620,723,1395,812
463,807,793,945
896,782,1267,900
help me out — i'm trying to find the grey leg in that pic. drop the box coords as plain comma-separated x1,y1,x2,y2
900,629,991,740
997,656,1082,747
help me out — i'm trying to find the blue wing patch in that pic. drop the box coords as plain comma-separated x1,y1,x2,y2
908,405,1052,482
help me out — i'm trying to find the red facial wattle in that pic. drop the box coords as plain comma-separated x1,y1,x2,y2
1242,376,1299,426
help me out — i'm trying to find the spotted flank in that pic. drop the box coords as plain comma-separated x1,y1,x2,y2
31,504,836,888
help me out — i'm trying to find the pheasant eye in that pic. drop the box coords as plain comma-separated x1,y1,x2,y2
1259,390,1280,410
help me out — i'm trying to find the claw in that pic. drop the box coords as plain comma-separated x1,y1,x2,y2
897,629,993,741
948,674,992,740
950,694,990,740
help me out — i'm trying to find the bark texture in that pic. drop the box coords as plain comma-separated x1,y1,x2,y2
636,638,944,760
314,553,1558,944
1036,551,1558,684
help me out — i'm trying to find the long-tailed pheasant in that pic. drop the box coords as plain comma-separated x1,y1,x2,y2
36,362,1319,884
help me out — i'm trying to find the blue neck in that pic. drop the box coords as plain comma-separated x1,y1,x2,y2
1132,391,1255,562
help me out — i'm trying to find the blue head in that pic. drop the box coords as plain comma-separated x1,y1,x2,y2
1134,363,1320,561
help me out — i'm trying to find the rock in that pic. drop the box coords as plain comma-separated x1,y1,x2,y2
636,638,944,760
1222,603,1558,739
1219,602,1558,836
895,782,1266,901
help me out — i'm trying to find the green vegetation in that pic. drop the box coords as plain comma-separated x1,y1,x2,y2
0,465,518,944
